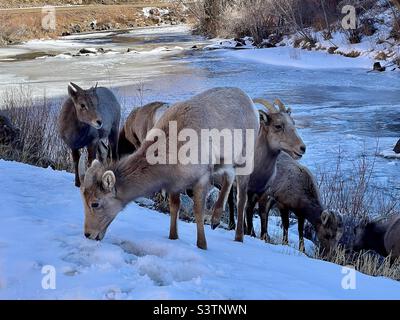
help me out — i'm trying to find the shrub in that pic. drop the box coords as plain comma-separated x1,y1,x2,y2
0,87,71,170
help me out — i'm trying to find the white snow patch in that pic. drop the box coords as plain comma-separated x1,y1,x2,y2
379,149,400,159
0,160,400,299
224,47,372,69
142,7,170,18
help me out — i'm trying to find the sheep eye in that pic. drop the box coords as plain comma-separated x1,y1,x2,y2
275,125,283,130
80,104,86,110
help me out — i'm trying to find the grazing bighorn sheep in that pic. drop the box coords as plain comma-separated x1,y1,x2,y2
211,99,306,235
58,82,121,187
78,87,260,249
118,101,169,157
353,215,400,260
261,152,344,253
0,113,20,147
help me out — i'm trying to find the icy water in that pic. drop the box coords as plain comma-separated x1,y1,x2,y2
1,25,400,197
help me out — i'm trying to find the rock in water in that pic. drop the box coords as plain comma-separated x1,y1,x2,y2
373,62,386,72
394,139,400,154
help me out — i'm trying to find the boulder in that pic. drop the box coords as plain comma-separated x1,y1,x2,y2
373,62,386,72
78,48,97,55
70,24,81,33
328,46,338,54
394,139,400,154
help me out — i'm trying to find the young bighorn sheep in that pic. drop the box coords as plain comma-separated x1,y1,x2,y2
261,152,344,253
210,99,306,235
78,87,260,249
58,82,121,187
353,215,400,260
118,101,169,157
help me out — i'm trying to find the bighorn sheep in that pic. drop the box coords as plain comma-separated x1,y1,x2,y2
211,99,307,235
353,215,400,260
58,82,121,187
261,152,344,253
117,100,237,231
118,101,169,157
78,87,260,249
0,113,20,147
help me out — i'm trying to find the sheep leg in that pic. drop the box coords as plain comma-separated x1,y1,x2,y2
228,188,236,230
259,194,272,242
168,192,180,240
245,193,257,237
109,126,119,161
281,208,290,245
211,170,235,230
71,149,81,188
235,175,250,243
298,216,305,252
193,180,208,250
87,143,97,166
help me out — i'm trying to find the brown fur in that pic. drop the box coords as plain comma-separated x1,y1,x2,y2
118,101,169,157
263,152,344,253
0,113,20,147
79,87,260,249
354,215,400,259
58,82,121,187
212,100,306,236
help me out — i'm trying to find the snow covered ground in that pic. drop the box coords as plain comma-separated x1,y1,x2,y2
208,2,400,71
225,47,372,70
0,160,399,300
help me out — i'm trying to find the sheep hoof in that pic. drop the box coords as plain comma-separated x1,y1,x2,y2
169,234,178,240
234,234,244,243
197,241,207,250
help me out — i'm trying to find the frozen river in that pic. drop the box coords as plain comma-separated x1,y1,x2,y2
1,25,400,201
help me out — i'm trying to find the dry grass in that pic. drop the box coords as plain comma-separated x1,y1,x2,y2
0,2,187,45
0,86,71,170
0,8,145,44
314,245,400,281
316,148,400,246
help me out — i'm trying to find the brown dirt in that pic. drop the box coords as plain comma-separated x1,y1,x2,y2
0,1,168,9
0,2,191,45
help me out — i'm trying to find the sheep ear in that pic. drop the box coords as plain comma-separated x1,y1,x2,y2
258,110,270,125
102,171,116,191
68,82,83,101
92,82,98,93
68,83,78,100
321,210,331,226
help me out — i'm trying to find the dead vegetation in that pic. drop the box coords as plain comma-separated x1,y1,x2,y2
193,0,397,49
0,2,189,45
